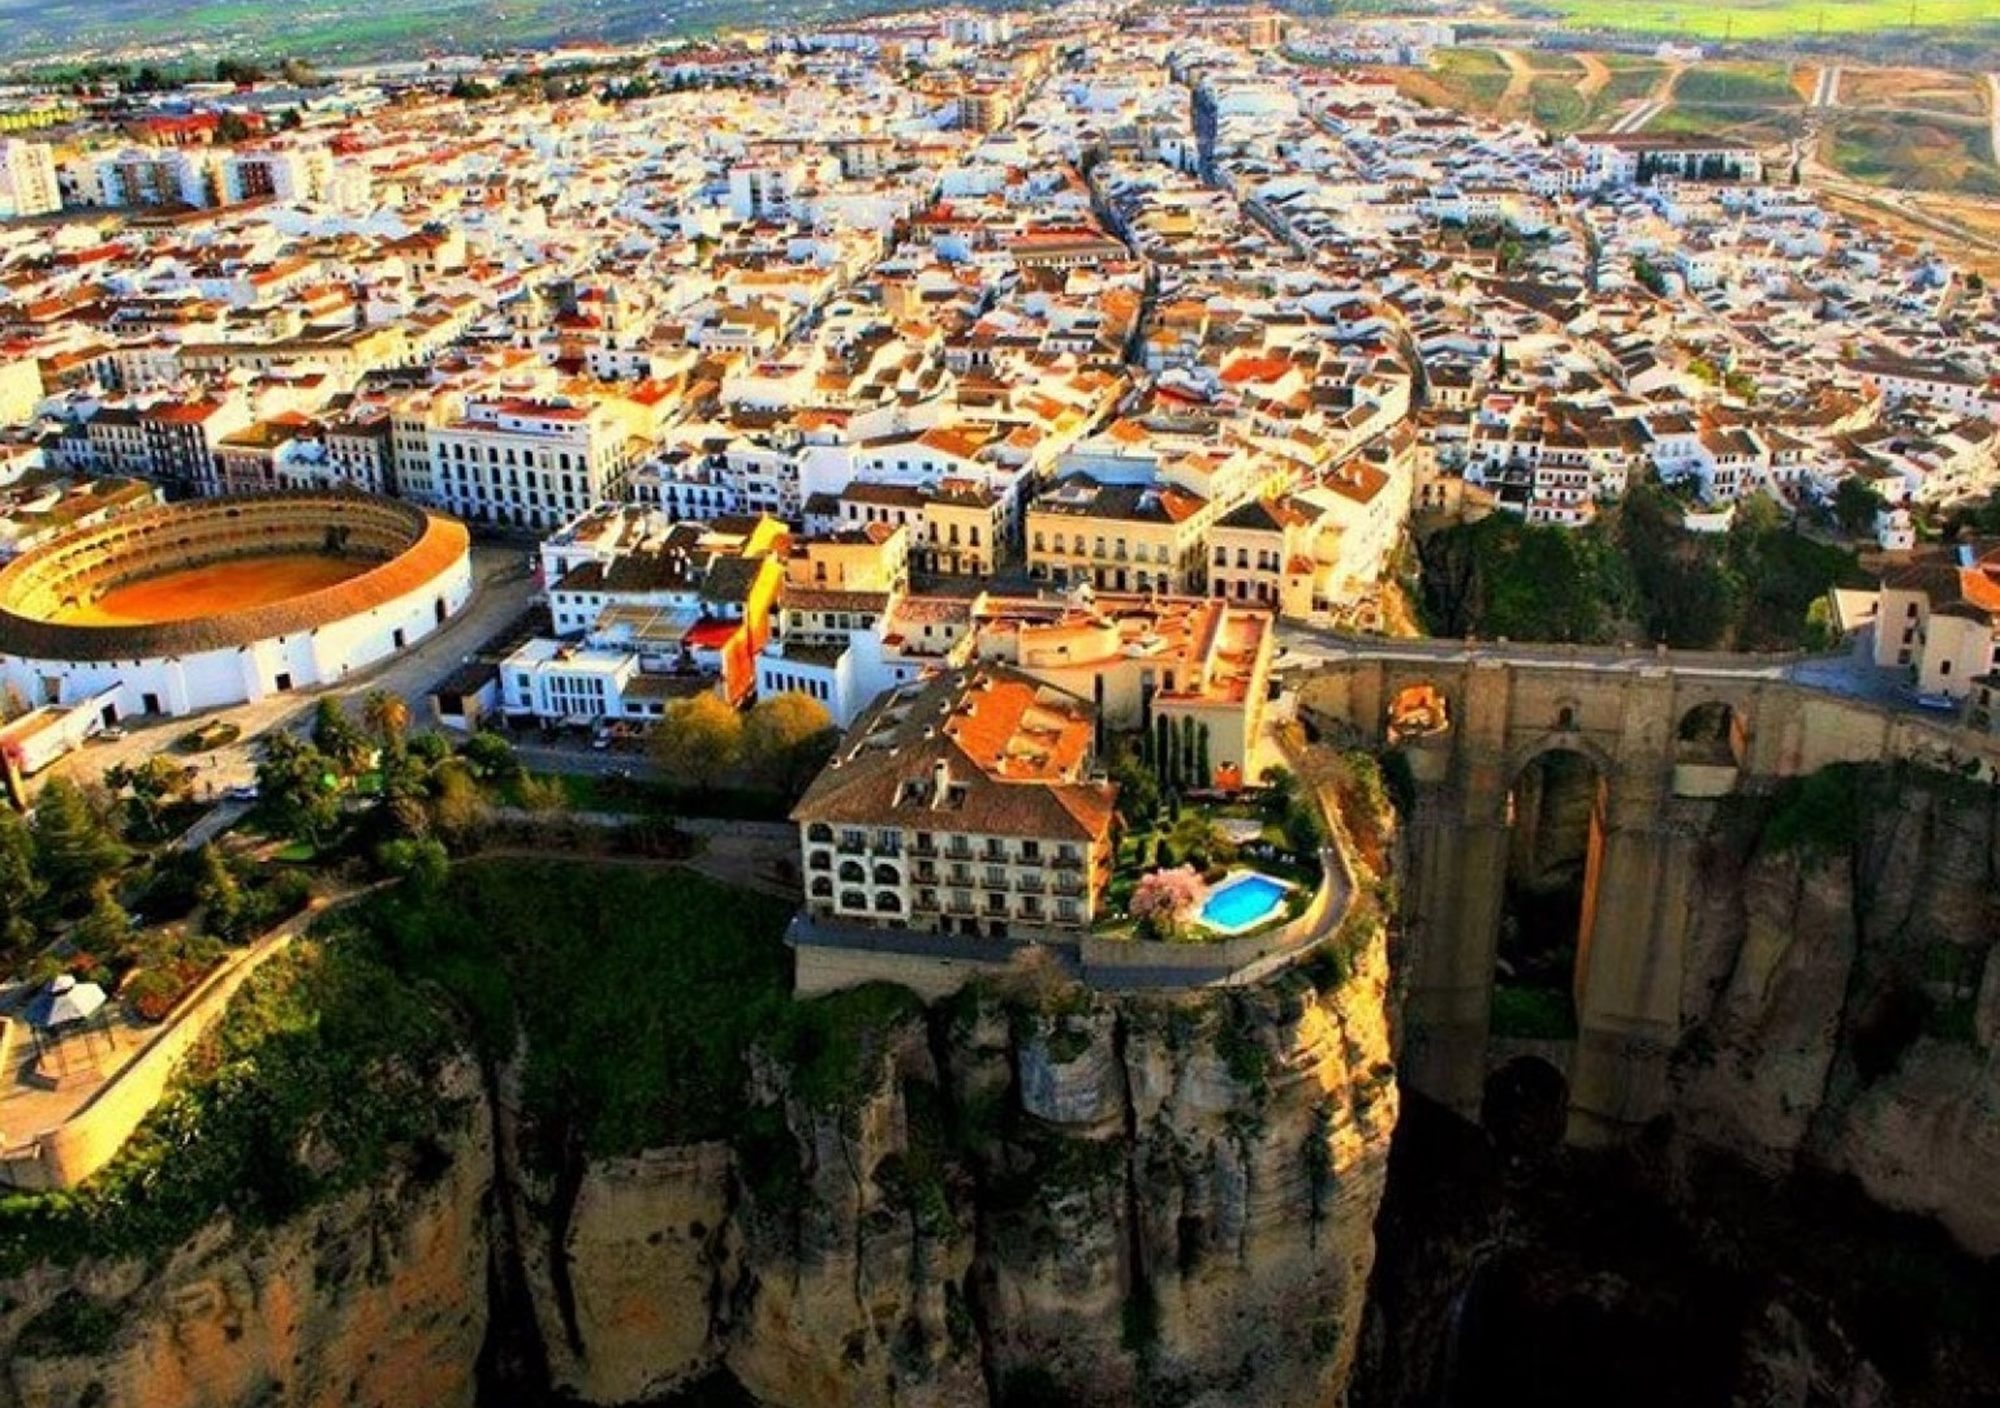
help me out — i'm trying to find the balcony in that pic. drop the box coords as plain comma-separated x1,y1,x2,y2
1053,879,1085,898
915,862,938,883
1051,852,1085,871
836,837,867,855
914,891,940,913
1017,876,1046,895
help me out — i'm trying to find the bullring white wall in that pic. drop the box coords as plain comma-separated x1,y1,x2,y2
0,492,475,720
2,552,474,718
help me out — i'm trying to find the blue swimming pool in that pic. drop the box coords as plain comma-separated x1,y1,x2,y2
1199,872,1292,935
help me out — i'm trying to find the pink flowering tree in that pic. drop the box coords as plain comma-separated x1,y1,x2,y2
1129,865,1208,941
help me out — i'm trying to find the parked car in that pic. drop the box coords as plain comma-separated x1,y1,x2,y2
225,784,260,802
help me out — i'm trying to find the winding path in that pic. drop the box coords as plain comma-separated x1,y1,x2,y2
1574,52,1611,104
1495,47,1537,113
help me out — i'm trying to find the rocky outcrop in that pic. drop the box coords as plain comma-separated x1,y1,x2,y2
0,1058,491,1408
1670,767,2000,1255
518,936,1399,1408
0,939,1399,1408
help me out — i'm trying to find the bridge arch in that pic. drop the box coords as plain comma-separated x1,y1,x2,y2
1672,696,1749,795
1493,744,1607,1047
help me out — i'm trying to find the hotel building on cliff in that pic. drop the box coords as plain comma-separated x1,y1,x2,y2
791,664,1117,943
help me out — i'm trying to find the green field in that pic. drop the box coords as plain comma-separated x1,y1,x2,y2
1648,104,1807,145
1827,113,2000,197
1530,0,2000,40
0,0,801,67
1433,47,1516,109
1642,60,1809,146
1673,61,1803,107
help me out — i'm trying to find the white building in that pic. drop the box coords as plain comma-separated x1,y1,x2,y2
0,140,60,217
425,395,639,531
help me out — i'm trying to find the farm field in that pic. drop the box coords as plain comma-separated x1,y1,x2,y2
1526,0,2000,41
0,0,800,67
1645,59,1811,147
1383,47,1671,135
1824,112,2000,197
1839,66,1990,118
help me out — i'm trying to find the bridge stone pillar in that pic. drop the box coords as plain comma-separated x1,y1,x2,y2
1567,669,1692,1144
1399,659,1512,1119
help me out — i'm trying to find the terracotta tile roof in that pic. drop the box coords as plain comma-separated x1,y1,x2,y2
793,665,1115,843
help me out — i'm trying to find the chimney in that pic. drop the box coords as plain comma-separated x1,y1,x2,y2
931,759,951,806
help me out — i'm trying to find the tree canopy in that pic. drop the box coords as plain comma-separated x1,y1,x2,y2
652,693,744,793
1419,478,1869,651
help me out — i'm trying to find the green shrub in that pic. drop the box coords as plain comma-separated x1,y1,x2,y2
1761,766,1869,856
16,1290,122,1358
1489,984,1577,1040
0,933,463,1276
365,860,796,1155
775,983,925,1116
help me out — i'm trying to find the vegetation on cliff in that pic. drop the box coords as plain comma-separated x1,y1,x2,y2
1419,482,1869,649
0,858,939,1284
0,931,466,1276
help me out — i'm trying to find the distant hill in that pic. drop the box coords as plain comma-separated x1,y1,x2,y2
0,0,898,69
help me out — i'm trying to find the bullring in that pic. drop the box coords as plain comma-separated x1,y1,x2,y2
0,491,472,719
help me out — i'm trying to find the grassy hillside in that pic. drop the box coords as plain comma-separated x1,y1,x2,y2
0,0,835,67
1527,0,1999,41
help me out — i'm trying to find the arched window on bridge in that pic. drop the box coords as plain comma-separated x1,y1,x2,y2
1386,682,1451,744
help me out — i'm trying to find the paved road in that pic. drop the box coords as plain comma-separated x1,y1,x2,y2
1609,98,1664,135
175,799,252,851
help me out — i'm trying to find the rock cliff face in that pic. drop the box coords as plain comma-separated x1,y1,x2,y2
509,931,1399,1408
6,762,2000,1408
0,918,1396,1408
1359,764,2000,1408
0,1057,491,1408
1671,766,2000,1255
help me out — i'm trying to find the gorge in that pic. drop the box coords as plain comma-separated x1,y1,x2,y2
0,720,1996,1408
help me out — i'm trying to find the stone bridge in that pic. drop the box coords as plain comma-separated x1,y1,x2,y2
1289,635,2000,1144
